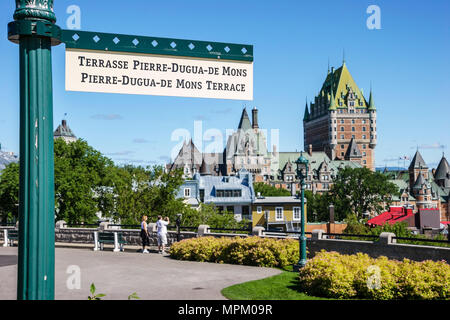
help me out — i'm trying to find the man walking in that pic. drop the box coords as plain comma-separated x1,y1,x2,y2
156,215,169,254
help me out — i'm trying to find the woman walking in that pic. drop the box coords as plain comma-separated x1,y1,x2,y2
140,215,150,253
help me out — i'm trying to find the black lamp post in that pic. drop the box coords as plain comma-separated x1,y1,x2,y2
294,152,309,271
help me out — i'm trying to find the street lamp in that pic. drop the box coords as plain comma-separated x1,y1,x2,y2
294,152,309,271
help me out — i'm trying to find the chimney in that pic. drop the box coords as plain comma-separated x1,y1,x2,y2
62,119,67,127
308,144,313,156
252,106,259,129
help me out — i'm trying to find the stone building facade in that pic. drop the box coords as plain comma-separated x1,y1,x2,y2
386,151,450,222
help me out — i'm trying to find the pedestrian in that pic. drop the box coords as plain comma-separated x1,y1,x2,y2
140,215,150,253
156,215,169,254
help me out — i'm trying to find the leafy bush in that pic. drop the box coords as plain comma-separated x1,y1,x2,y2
298,251,450,300
169,236,299,268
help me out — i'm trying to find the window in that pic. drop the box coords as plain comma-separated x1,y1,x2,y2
340,119,344,124
257,206,262,214
352,119,355,124
199,189,205,202
363,152,366,156
226,206,234,214
341,134,344,139
216,189,241,197
362,119,366,124
351,127,355,132
363,160,366,164
362,127,366,132
341,152,344,156
293,207,301,221
363,144,366,149
363,135,366,139
341,127,344,131
275,207,284,221
184,188,191,197
341,145,345,149
352,135,355,139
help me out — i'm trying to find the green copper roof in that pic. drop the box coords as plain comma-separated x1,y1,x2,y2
303,100,310,121
237,108,252,131
328,87,336,111
306,62,370,122
368,89,376,110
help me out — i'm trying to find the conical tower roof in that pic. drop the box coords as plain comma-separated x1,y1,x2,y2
200,157,212,175
328,87,336,111
368,88,376,111
435,155,450,180
345,138,362,159
409,151,428,170
303,99,310,121
237,108,252,130
413,172,426,189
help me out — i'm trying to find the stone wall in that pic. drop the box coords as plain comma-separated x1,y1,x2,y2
2,224,449,263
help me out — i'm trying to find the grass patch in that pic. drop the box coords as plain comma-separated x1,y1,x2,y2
221,266,332,300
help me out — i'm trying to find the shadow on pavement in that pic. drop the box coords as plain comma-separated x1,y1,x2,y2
0,255,17,267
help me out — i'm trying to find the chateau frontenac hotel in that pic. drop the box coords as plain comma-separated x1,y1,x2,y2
303,61,376,171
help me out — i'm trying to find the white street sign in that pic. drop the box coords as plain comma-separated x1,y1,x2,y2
65,48,253,100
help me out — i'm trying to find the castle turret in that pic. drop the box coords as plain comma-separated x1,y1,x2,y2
368,89,377,149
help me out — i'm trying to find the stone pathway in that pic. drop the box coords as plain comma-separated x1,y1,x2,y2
0,246,281,300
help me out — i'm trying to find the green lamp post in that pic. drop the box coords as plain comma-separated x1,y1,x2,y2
294,152,309,271
8,0,61,300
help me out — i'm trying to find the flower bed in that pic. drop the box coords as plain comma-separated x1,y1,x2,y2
169,236,299,268
298,250,450,300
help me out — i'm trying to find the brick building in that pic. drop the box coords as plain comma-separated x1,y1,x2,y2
303,61,377,170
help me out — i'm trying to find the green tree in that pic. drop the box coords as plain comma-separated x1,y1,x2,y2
327,167,399,220
181,203,250,229
54,139,115,224
0,162,19,223
253,182,291,197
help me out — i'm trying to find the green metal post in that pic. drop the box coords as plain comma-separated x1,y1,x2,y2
299,169,307,267
8,0,61,300
294,154,308,271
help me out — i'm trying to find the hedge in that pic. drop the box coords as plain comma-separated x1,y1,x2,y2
298,250,450,300
169,236,299,268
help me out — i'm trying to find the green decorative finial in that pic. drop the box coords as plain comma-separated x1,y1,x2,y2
329,87,336,111
368,86,376,110
14,0,56,23
303,98,310,121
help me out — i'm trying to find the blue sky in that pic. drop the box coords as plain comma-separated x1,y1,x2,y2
0,0,449,169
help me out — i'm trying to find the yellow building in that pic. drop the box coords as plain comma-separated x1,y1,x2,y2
251,196,307,231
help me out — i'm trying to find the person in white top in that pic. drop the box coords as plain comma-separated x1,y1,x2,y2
140,215,150,253
156,215,169,254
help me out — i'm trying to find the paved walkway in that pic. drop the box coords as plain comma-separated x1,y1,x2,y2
0,246,281,300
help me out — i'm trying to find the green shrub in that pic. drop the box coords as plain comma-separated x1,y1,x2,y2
298,251,450,300
169,236,299,268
